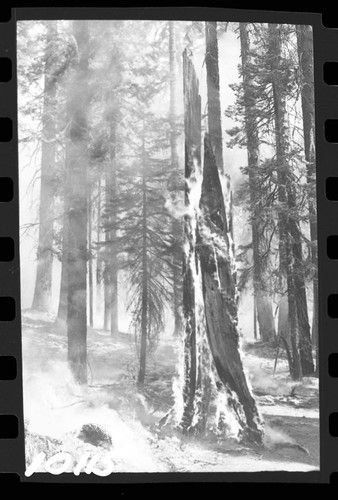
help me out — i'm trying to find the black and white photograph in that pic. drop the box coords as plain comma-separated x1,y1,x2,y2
17,18,319,474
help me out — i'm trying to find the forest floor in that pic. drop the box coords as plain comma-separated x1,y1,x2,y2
22,310,319,475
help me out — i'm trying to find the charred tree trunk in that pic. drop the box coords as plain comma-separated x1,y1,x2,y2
296,25,318,372
240,22,276,345
203,22,262,442
66,20,89,384
198,136,263,444
180,49,202,431
32,21,57,312
169,21,182,337
180,49,262,442
205,22,223,172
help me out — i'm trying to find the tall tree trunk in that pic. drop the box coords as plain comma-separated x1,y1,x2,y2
32,21,57,312
277,294,290,344
202,24,263,442
239,22,276,345
269,23,301,379
66,20,89,384
56,130,71,327
103,172,111,332
289,187,314,375
88,192,94,328
180,49,204,431
169,21,182,337
253,293,258,340
205,22,223,172
198,136,263,443
138,132,148,387
96,178,103,287
256,292,276,344
109,120,119,336
296,25,318,373
180,48,262,441
56,200,68,326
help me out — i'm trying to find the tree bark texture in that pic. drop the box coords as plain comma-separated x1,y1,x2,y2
66,20,89,384
88,192,94,328
205,22,224,173
56,195,69,326
268,23,313,378
198,136,263,444
109,119,119,336
180,50,213,432
296,24,318,371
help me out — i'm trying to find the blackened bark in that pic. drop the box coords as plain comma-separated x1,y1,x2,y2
205,22,223,172
66,20,89,384
296,24,318,372
32,21,57,312
180,50,202,431
198,136,263,444
240,22,276,345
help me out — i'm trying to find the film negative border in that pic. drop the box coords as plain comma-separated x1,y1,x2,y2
318,22,338,484
0,6,337,484
0,7,25,484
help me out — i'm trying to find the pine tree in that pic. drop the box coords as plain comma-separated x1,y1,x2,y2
101,21,175,384
239,22,276,345
267,23,314,377
116,116,173,387
227,23,315,378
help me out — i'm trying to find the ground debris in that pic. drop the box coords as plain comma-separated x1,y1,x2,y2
77,423,113,449
25,429,63,467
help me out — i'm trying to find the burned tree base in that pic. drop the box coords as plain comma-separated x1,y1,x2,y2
197,136,264,444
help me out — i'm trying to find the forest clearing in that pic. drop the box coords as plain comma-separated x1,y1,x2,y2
18,19,319,474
